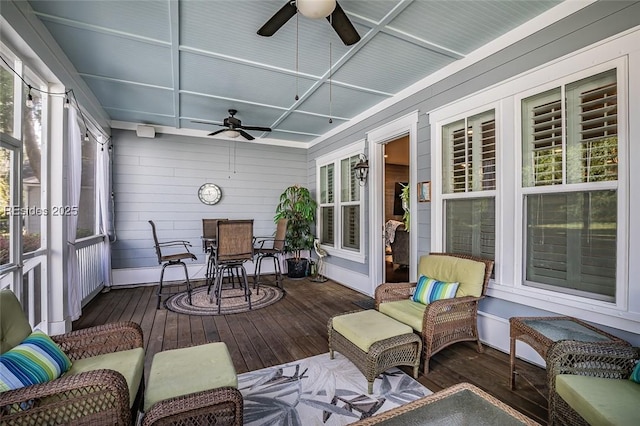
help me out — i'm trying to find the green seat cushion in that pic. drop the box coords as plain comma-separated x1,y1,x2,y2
378,300,426,332
144,342,237,412
556,374,640,426
332,310,413,352
418,255,486,297
64,347,144,408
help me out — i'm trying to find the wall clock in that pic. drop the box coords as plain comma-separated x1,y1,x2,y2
198,183,222,205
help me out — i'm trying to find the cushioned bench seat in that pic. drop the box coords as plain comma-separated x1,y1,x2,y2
142,342,243,426
329,310,422,394
556,374,640,426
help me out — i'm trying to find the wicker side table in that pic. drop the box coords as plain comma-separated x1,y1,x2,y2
509,316,629,395
328,310,422,394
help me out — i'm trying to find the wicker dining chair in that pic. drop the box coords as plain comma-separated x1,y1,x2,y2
253,218,288,293
375,252,494,373
149,220,197,309
209,219,254,313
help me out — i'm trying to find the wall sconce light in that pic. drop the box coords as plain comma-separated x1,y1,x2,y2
354,153,369,186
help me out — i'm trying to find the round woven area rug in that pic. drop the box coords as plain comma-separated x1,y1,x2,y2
164,284,284,315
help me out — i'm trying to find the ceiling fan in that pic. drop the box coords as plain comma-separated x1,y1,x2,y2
193,109,272,141
258,0,360,46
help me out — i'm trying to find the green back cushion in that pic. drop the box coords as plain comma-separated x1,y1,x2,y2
418,255,486,297
412,276,459,305
0,330,72,391
0,289,33,354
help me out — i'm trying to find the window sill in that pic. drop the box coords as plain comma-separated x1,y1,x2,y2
487,284,640,335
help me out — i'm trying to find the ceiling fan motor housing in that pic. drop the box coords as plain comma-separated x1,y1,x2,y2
224,116,241,128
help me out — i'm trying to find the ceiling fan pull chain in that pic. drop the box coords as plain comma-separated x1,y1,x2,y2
328,27,333,124
295,12,299,101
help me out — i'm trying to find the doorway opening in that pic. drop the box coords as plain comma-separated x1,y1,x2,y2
383,136,409,283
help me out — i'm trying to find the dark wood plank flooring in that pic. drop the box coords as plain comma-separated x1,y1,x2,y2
74,277,548,424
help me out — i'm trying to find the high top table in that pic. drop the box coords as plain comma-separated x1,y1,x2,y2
509,316,629,396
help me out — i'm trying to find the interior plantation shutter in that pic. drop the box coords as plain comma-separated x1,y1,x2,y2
522,89,563,187
480,118,496,190
566,69,618,183
341,156,359,251
320,164,334,245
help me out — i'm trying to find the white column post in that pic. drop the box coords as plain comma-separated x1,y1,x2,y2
47,83,70,334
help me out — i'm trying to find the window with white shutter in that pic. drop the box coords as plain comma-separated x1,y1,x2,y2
441,110,496,261
316,146,365,261
522,69,618,301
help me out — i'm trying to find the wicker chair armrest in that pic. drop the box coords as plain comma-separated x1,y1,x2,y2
421,296,481,330
547,340,639,390
0,369,131,426
142,386,243,426
52,321,143,361
374,282,417,308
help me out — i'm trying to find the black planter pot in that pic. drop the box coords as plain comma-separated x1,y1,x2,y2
286,258,309,279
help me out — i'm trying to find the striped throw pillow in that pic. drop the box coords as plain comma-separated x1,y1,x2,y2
412,275,459,305
631,361,640,384
0,330,72,391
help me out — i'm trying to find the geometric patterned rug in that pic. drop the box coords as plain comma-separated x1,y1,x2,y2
238,352,431,425
163,283,284,315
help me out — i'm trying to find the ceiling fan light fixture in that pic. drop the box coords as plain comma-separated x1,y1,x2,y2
225,129,241,139
297,0,336,19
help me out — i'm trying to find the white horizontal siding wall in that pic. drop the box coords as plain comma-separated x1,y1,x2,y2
308,1,640,350
111,129,307,285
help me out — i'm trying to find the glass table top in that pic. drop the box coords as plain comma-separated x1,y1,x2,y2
521,319,613,343
373,389,533,425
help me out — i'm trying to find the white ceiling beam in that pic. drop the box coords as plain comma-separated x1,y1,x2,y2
169,0,181,129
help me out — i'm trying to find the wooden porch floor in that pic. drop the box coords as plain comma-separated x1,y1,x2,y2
74,277,548,424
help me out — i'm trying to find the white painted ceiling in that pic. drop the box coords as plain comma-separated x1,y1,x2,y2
28,0,562,144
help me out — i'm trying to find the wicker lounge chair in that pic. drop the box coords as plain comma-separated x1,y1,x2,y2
375,252,494,373
0,289,145,425
547,340,639,425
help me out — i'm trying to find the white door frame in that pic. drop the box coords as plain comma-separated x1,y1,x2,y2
367,111,419,292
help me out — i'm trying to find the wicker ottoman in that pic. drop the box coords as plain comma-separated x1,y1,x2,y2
328,310,422,394
142,342,243,426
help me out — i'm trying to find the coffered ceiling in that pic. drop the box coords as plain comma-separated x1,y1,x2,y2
27,0,563,145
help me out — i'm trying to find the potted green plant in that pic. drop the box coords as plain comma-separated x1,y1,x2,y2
274,184,318,278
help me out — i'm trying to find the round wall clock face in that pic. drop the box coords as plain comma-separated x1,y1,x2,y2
198,183,222,205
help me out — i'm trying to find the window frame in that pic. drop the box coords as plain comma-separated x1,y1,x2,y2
429,33,634,332
316,140,366,263
433,102,501,272
517,67,620,302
